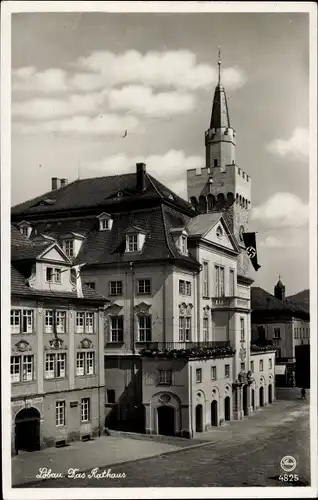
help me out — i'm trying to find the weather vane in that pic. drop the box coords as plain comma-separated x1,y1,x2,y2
218,46,221,85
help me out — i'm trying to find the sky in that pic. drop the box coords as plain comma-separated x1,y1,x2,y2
11,11,310,295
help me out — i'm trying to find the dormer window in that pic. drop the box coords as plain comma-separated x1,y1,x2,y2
97,212,113,232
125,226,146,253
181,236,187,254
64,239,74,258
18,221,32,239
46,266,61,284
170,227,188,256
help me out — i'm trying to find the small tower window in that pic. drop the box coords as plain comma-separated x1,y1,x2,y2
214,159,218,167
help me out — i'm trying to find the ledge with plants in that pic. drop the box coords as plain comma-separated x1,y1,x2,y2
139,345,236,360
250,343,276,353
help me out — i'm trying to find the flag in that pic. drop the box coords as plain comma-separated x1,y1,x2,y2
242,232,261,271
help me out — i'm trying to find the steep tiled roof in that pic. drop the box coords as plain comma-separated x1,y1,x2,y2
11,171,193,217
251,287,309,319
11,225,31,245
11,241,52,261
11,264,107,302
186,213,222,236
210,84,231,129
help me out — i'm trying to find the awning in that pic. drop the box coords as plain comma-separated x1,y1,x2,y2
275,365,286,375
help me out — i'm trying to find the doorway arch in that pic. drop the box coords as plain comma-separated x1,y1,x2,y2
268,384,273,404
224,397,231,421
211,400,218,426
15,407,40,452
251,389,255,410
195,404,203,432
157,405,175,436
259,387,264,407
243,385,248,416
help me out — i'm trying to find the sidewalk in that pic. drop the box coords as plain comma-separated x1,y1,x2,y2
12,398,308,487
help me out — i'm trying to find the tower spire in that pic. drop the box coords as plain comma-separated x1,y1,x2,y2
218,47,221,85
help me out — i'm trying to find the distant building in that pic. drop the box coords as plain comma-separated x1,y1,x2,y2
11,226,108,454
11,57,276,440
251,278,310,388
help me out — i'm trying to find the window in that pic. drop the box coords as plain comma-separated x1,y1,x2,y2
10,355,34,383
138,315,151,342
196,368,202,383
76,351,95,376
64,239,74,258
109,281,123,296
179,280,191,296
45,353,66,379
101,219,109,230
225,365,230,378
107,389,116,404
250,360,254,372
240,362,245,371
269,358,273,370
56,401,65,427
181,235,187,254
214,265,225,297
127,234,138,252
240,317,245,342
45,267,61,283
110,316,124,342
45,310,54,333
85,282,96,290
85,312,94,334
273,328,281,339
229,269,235,296
159,369,172,385
138,279,151,294
260,359,264,371
11,310,20,334
216,225,223,238
21,226,29,237
81,398,90,422
203,261,209,297
211,366,217,380
214,159,218,167
179,316,191,342
56,311,66,333
203,318,209,342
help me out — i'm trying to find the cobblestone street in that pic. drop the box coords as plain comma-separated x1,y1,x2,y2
15,399,310,489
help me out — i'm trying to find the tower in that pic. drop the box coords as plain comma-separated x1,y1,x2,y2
274,276,286,301
187,50,251,245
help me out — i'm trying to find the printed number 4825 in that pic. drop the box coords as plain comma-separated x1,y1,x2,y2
279,474,299,482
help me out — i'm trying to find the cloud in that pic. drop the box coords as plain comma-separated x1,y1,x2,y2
266,127,309,159
108,85,195,117
13,114,140,136
259,235,284,248
13,50,247,94
252,192,309,228
83,150,205,199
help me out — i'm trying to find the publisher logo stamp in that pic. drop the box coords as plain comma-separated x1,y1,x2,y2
280,456,297,472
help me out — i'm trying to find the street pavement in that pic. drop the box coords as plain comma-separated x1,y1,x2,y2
13,397,311,489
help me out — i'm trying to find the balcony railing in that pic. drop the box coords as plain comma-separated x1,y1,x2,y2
211,296,250,309
138,341,230,350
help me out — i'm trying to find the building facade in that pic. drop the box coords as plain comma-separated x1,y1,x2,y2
11,61,276,440
11,227,108,454
251,279,310,388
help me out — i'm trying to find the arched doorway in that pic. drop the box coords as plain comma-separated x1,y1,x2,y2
224,397,231,421
157,405,175,436
259,387,264,407
268,384,273,403
15,407,40,452
195,404,203,432
243,385,248,416
251,389,255,410
211,400,218,426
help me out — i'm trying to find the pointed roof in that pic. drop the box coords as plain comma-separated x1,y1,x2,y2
210,84,231,129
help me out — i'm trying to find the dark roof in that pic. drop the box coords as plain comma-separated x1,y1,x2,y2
210,84,231,129
11,171,193,217
11,225,31,245
11,241,52,261
251,287,309,319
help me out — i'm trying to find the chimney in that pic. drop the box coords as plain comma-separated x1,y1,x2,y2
136,163,146,192
60,178,68,188
51,177,60,190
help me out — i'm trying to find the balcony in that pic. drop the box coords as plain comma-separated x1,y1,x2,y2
139,341,235,360
211,296,250,310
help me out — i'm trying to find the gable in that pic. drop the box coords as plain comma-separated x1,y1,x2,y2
38,244,70,263
204,221,236,251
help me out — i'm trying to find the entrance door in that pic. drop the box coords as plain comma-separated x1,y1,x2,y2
243,385,248,416
211,400,218,426
195,404,203,432
251,389,255,410
157,405,175,436
259,387,264,407
15,407,40,452
268,384,273,403
224,397,231,421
